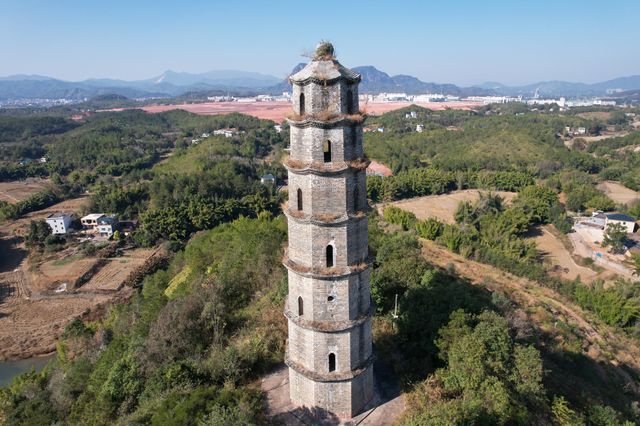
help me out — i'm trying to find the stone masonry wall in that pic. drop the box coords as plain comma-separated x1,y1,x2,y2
288,171,365,217
286,268,371,322
287,218,368,268
289,363,373,418
287,54,372,419
288,318,371,374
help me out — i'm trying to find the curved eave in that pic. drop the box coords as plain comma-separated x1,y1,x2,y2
285,351,373,383
282,255,373,280
284,306,372,333
286,116,365,129
288,74,361,87
285,161,349,176
284,209,367,227
284,158,370,176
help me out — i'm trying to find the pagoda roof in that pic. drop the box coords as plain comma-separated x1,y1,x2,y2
289,60,361,85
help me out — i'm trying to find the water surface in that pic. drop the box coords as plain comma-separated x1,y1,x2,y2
0,355,54,387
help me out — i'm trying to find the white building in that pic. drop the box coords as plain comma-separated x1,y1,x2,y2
81,213,105,229
585,212,637,235
45,213,73,235
413,94,446,103
97,215,118,237
465,96,520,105
213,128,243,138
605,213,637,234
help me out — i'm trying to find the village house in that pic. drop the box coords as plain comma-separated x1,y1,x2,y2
213,128,242,138
587,211,637,234
118,220,138,236
81,213,105,229
605,213,637,234
45,213,73,235
96,215,118,237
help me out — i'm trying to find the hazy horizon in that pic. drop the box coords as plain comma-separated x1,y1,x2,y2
1,0,639,86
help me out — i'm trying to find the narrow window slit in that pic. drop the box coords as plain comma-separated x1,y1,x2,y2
328,353,336,372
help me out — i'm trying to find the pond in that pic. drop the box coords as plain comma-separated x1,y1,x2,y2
0,355,54,387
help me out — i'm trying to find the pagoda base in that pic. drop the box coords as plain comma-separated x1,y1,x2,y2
289,364,373,419
261,360,404,425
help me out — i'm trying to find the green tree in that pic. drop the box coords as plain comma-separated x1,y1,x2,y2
587,194,615,212
437,224,465,253
415,218,443,240
383,206,417,231
370,233,430,313
25,220,52,248
602,222,627,254
406,310,546,424
454,200,475,225
633,253,640,276
514,185,559,223
607,111,628,126
626,201,640,221
552,396,585,426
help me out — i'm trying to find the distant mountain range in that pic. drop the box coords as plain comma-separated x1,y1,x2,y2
478,75,640,98
1,66,639,102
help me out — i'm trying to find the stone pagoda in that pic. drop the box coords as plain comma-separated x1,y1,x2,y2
283,42,374,419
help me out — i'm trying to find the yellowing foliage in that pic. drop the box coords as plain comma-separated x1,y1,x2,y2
164,265,193,299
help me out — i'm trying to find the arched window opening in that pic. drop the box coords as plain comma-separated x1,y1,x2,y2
297,188,303,211
326,245,334,268
327,295,335,302
299,93,305,115
323,140,332,163
346,90,354,114
351,126,357,146
328,353,336,372
298,296,304,316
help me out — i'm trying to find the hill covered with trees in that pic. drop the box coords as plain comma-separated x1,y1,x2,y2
1,104,640,424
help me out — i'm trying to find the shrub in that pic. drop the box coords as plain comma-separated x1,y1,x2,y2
415,218,444,240
383,206,417,231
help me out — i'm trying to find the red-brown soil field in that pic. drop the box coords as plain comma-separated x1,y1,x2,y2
108,100,482,123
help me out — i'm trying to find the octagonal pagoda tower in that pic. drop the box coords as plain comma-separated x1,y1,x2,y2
283,42,374,418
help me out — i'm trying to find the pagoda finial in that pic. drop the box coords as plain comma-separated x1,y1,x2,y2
314,41,335,61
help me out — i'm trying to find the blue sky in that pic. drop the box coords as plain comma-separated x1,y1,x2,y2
1,0,638,85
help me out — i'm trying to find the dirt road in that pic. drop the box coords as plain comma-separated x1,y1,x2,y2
568,232,636,281
529,226,598,282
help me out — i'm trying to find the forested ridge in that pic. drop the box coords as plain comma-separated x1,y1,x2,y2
1,104,640,425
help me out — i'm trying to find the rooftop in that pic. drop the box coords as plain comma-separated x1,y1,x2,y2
606,213,636,222
46,212,71,219
81,213,105,220
289,42,360,85
97,216,117,225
